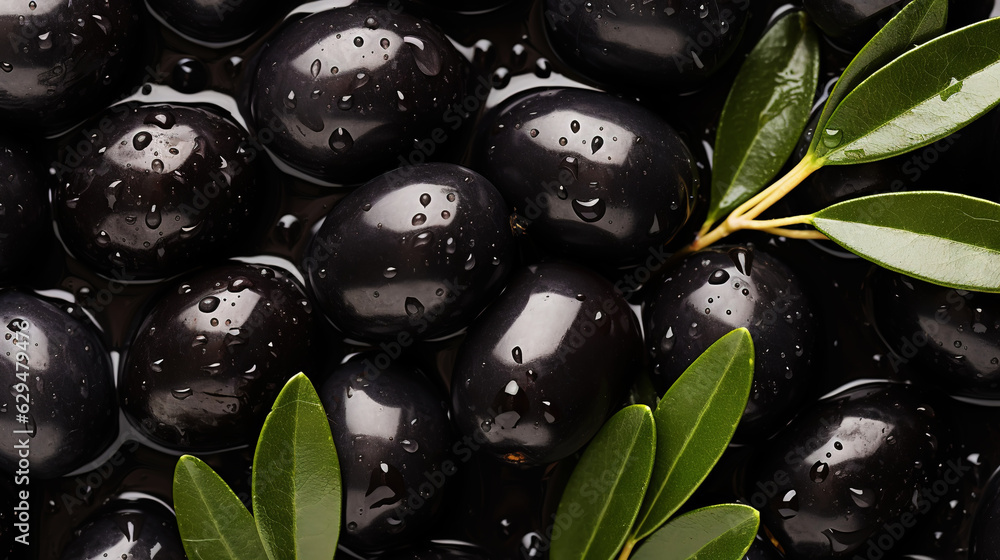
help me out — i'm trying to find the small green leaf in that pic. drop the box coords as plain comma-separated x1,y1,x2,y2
173,455,269,560
813,17,1000,165
809,0,949,152
631,504,759,560
811,191,1000,292
632,329,754,541
253,373,342,560
706,10,819,225
550,404,656,560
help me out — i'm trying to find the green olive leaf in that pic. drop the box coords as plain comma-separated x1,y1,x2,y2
630,329,754,542
253,373,342,560
631,504,759,560
173,455,269,560
811,192,1000,292
808,0,949,153
813,17,1000,165
550,404,655,560
705,10,819,226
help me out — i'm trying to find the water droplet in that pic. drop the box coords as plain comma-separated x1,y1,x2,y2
199,297,220,313
419,193,431,207
413,231,433,247
403,36,443,76
529,129,539,138
412,213,426,226
591,136,604,153
849,487,874,508
810,461,829,482
698,3,709,17
512,347,523,364
661,327,675,353
481,419,493,432
570,120,581,133
941,77,964,101
405,297,424,318
353,36,364,47
464,253,476,270
822,128,844,148
144,111,176,129
364,16,379,29
151,159,164,173
310,59,322,78
728,247,754,276
380,37,390,49
572,198,606,222
778,489,798,519
329,128,354,154
384,267,397,279
708,270,730,285
401,439,418,453
0,62,12,72
172,388,192,400
559,137,568,146
96,230,111,247
145,206,161,229
132,131,152,150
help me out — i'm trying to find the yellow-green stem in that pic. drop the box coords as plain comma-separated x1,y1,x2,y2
618,537,638,560
737,214,813,230
759,227,828,240
739,156,823,221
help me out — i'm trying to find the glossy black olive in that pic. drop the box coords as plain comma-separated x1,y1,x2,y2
147,0,286,44
802,0,911,50
52,103,261,281
316,358,454,553
59,497,185,560
867,268,1000,399
643,246,817,438
119,262,315,451
542,0,751,92
249,5,472,184
745,383,946,558
381,541,497,559
476,88,698,266
0,0,140,132
0,290,117,479
303,163,516,342
0,138,47,279
971,472,1000,559
451,262,644,467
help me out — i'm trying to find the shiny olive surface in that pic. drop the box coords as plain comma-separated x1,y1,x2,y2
476,87,697,266
971,473,1000,560
249,4,471,184
146,0,286,44
381,542,497,559
0,137,47,279
451,262,643,467
59,498,185,560
746,383,946,559
316,358,454,553
542,0,750,92
52,103,261,281
120,262,315,451
643,246,816,438
802,0,911,50
304,163,516,342
0,0,139,132
867,268,1000,398
0,290,117,479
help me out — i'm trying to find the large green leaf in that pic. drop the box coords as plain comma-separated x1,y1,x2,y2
808,0,949,153
632,329,754,541
253,373,342,560
631,504,759,560
173,456,269,560
813,17,1000,165
811,192,1000,292
706,10,819,225
550,405,656,560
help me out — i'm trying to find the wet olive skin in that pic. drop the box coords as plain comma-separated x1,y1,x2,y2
476,88,698,266
249,5,471,184
304,163,516,343
0,138,47,279
745,383,945,559
146,0,285,44
643,246,816,438
316,359,454,553
52,103,260,281
381,542,497,559
802,0,911,50
120,262,315,451
867,268,1000,399
971,474,1000,559
0,290,117,479
542,0,750,92
59,498,185,560
451,262,643,467
0,0,139,132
